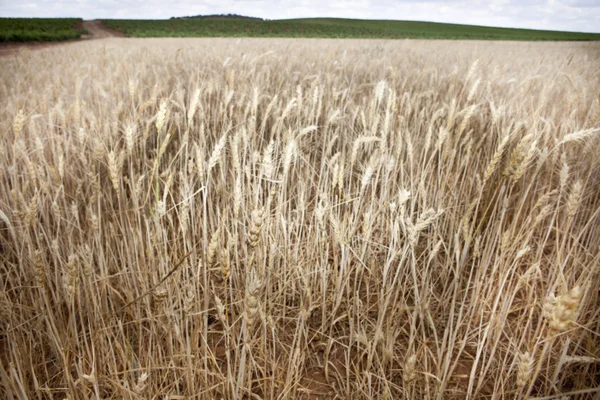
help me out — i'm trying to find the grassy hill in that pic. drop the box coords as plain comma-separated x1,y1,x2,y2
0,18,85,42
2,17,598,42
101,16,600,40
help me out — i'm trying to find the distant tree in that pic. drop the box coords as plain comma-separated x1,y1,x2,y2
173,14,264,21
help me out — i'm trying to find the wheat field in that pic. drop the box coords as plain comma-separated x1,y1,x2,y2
1,38,599,399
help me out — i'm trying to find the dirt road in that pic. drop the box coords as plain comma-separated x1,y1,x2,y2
82,20,123,39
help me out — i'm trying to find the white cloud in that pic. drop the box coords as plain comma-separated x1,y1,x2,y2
0,0,598,33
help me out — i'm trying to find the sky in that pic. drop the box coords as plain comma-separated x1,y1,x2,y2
1,0,599,33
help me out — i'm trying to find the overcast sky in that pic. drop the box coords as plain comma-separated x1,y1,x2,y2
1,0,599,33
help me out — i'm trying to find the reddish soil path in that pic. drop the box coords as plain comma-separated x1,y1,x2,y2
82,20,124,39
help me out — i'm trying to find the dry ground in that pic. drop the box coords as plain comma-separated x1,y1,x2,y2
1,38,599,399
81,20,123,39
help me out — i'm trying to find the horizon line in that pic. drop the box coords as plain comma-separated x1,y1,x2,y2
2,14,599,35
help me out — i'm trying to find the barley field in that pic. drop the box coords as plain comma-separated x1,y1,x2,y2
1,38,599,399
